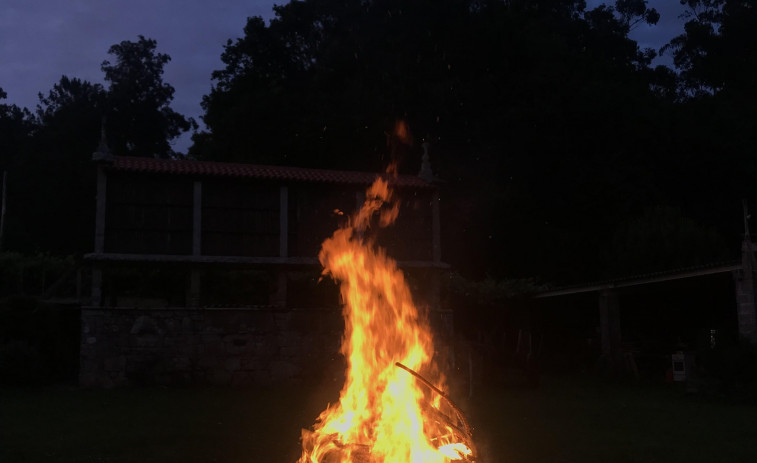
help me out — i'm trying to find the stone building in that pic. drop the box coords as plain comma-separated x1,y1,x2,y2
81,147,447,387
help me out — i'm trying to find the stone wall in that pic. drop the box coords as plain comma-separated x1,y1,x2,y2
79,307,345,387
79,307,455,387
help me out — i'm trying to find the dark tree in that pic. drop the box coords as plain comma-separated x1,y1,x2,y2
0,88,35,250
657,0,757,245
3,36,197,255
102,35,196,158
608,205,730,276
664,0,757,98
192,0,671,283
0,87,34,170
1,77,106,254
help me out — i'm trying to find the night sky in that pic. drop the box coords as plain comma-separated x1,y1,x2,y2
0,0,686,154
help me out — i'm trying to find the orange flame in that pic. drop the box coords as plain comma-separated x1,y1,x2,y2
298,172,473,463
393,120,412,146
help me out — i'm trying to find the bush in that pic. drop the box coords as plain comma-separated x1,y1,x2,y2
0,296,79,385
0,252,75,297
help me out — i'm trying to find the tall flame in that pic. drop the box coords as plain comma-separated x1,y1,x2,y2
298,172,474,463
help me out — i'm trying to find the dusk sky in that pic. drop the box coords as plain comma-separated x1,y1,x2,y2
0,0,687,154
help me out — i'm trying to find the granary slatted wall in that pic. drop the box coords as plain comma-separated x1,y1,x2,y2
287,184,362,258
201,180,280,257
105,174,193,255
88,155,443,309
81,154,449,387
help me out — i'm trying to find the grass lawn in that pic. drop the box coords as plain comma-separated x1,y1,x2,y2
1,375,755,463
468,376,757,463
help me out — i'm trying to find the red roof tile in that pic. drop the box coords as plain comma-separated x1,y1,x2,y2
106,156,434,188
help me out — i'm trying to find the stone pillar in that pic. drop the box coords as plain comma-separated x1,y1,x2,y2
272,272,288,308
94,167,107,253
734,238,757,345
188,270,201,308
279,185,288,258
192,180,202,256
430,191,442,311
188,180,203,307
272,185,288,307
0,170,7,251
91,166,107,307
599,289,622,367
91,267,103,307
431,191,441,264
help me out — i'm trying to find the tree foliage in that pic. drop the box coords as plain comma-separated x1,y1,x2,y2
664,0,757,99
3,1,754,289
0,88,35,251
0,88,34,171
102,35,196,158
658,0,757,241
608,205,730,276
194,0,675,282
195,0,662,170
2,37,194,255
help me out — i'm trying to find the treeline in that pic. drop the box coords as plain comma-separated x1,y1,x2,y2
0,36,195,255
1,0,755,286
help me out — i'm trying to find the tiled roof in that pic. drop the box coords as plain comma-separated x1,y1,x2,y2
106,156,434,189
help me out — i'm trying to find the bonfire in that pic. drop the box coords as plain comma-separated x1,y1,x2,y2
298,167,476,463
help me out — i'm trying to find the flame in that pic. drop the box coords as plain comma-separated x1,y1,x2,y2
438,443,473,460
298,172,474,463
393,120,412,146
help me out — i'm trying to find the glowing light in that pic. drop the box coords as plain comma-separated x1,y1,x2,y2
298,167,474,463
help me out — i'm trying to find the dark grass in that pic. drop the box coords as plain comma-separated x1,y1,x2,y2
0,381,341,463
2,375,756,463
467,375,757,463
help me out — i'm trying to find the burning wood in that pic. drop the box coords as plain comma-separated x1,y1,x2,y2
298,173,476,463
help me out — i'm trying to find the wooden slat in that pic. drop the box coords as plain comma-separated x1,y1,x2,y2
536,263,742,298
84,252,449,269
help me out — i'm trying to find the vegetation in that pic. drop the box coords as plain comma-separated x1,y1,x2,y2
0,295,80,386
102,36,197,158
0,36,194,255
0,252,76,296
191,0,757,284
1,0,756,285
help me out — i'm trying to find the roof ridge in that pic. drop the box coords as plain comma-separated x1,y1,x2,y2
107,156,434,188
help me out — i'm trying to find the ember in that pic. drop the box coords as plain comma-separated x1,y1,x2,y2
298,171,476,463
